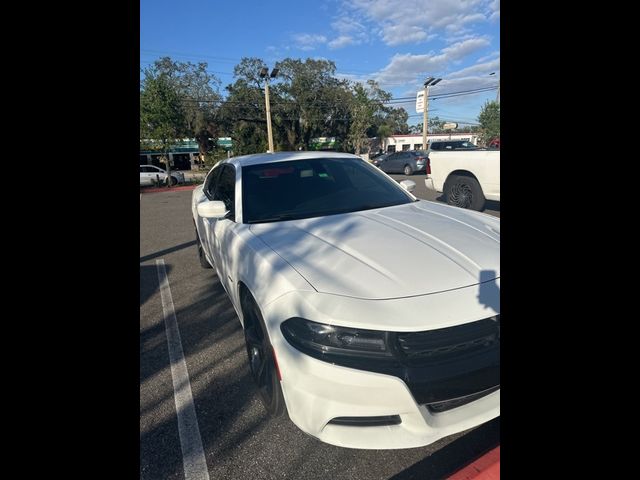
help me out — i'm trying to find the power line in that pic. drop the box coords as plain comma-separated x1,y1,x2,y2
140,50,500,93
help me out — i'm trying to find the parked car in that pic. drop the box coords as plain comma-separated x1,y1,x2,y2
139,165,185,186
429,140,479,151
425,149,500,211
371,152,390,167
192,151,500,449
378,150,428,175
487,138,500,149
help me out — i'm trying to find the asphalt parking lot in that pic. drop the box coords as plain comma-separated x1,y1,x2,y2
140,175,500,480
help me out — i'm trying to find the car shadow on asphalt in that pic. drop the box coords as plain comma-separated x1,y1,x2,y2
435,194,501,213
389,418,500,479
139,240,197,264
140,257,270,479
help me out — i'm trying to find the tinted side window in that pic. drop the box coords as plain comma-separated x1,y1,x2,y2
205,166,223,199
214,165,236,219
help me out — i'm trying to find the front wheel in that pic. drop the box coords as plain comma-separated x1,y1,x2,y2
444,175,486,211
242,293,286,417
166,176,178,186
404,164,413,176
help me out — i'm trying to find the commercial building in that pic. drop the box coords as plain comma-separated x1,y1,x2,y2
383,133,479,153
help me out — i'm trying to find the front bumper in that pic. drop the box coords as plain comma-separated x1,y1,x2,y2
263,289,500,449
273,336,499,449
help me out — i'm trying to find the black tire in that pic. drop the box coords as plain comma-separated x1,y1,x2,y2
196,229,212,269
403,164,413,176
241,292,286,417
444,174,486,211
167,176,178,186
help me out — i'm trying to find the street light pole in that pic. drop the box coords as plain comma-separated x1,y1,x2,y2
490,71,499,103
259,66,279,153
422,77,442,150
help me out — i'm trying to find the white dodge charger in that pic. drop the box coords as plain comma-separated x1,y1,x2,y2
192,151,500,449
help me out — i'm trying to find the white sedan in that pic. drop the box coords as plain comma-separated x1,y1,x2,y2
140,164,185,186
192,151,500,449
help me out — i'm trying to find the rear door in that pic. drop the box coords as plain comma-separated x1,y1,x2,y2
140,166,159,185
393,152,408,172
380,153,395,172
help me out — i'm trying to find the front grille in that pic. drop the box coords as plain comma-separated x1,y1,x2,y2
426,385,500,413
396,316,500,363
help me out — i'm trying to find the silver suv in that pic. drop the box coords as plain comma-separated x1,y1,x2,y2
378,150,428,176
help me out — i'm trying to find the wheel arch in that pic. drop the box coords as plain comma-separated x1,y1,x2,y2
237,281,254,329
445,169,479,185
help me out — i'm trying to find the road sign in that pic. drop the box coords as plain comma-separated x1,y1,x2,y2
217,137,233,150
443,122,458,130
416,91,424,113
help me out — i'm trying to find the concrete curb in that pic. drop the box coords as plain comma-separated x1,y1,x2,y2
447,446,500,480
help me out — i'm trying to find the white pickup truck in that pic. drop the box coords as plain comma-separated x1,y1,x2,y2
424,149,500,211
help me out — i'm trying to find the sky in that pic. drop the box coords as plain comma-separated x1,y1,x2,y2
140,0,500,128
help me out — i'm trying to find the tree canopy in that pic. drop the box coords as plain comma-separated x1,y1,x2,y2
477,100,500,145
140,56,413,156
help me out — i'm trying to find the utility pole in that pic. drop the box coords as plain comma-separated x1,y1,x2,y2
422,77,442,150
259,66,279,153
422,84,428,151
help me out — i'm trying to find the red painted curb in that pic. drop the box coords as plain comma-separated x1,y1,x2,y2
140,185,198,194
447,446,500,480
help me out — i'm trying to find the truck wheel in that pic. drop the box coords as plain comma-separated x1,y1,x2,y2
403,164,413,176
445,175,486,211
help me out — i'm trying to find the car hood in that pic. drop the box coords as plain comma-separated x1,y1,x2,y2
249,201,500,300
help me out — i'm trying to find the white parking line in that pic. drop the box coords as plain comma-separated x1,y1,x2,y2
156,259,210,480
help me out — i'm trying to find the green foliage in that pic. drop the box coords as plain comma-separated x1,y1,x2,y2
428,116,446,133
150,57,222,156
477,101,500,145
347,80,392,154
140,55,408,157
140,70,186,156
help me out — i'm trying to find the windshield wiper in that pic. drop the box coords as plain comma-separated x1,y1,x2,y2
247,213,303,224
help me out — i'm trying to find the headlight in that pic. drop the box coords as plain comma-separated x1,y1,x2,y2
280,318,394,360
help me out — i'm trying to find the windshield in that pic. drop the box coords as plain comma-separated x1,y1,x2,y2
242,157,415,223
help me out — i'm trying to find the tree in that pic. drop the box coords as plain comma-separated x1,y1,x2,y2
140,69,186,186
477,101,500,146
347,80,391,154
150,57,222,161
274,58,352,149
218,57,270,155
428,116,446,134
409,123,423,134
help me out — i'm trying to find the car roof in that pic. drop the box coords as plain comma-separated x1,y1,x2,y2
222,151,362,168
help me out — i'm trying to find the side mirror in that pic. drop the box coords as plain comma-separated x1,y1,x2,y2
400,180,416,193
197,200,229,219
